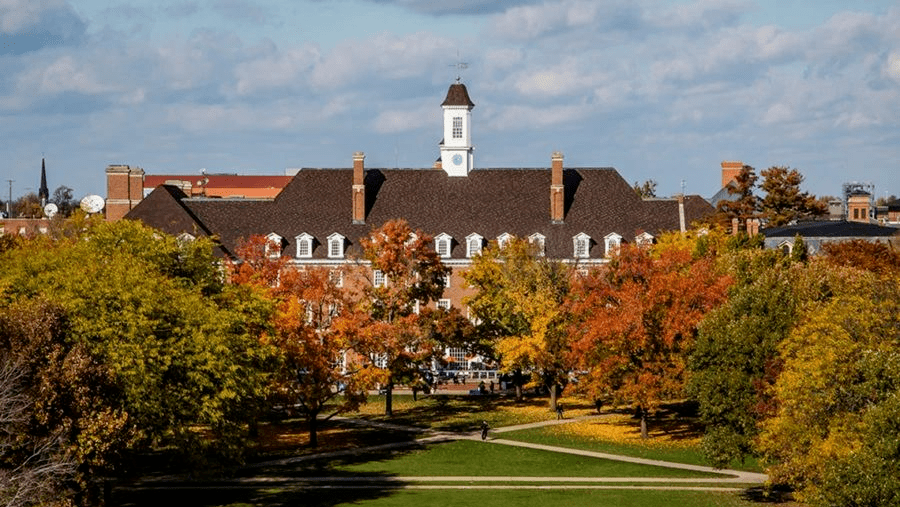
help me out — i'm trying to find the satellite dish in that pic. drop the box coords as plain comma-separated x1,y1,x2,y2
80,195,105,214
43,203,58,218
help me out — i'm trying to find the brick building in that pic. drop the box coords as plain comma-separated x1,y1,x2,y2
123,81,714,374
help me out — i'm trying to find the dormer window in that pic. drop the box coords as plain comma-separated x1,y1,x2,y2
604,233,623,257
573,233,591,259
405,232,418,246
496,233,513,249
177,232,196,243
635,232,654,248
466,233,483,258
435,233,452,258
528,233,546,256
295,233,314,258
266,233,283,258
327,233,345,258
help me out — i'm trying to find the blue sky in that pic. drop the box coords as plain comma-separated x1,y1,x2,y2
1,0,898,203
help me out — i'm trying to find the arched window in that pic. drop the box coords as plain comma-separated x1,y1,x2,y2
266,233,283,258
295,232,314,258
466,233,483,258
327,232,345,258
604,233,623,257
435,233,453,258
573,233,591,258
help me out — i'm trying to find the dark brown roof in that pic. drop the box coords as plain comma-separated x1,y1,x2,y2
143,175,292,189
127,167,714,260
441,83,475,107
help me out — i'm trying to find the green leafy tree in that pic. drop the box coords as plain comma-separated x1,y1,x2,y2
0,221,273,502
690,252,871,468
759,166,827,226
464,237,573,408
758,276,900,506
570,242,731,437
632,179,658,198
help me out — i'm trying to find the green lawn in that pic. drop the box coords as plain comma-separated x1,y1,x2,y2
499,426,764,473
334,439,723,478
116,394,792,507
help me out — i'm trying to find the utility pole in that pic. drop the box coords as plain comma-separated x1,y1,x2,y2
5,180,12,218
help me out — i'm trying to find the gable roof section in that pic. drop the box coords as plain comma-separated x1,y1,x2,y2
127,167,714,260
127,185,212,238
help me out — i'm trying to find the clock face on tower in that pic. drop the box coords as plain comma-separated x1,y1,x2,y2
452,154,463,166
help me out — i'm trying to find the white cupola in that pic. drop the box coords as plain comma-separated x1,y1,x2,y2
439,80,475,177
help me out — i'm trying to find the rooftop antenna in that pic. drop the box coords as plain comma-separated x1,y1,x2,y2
681,179,686,195
449,51,468,83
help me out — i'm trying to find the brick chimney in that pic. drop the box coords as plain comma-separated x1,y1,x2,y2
721,161,743,189
352,152,365,224
550,151,564,223
106,164,145,221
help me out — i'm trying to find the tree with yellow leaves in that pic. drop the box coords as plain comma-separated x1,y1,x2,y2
464,237,572,409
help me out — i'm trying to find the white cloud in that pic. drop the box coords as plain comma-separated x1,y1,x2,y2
233,45,320,95
372,104,433,133
17,55,116,95
309,31,452,89
487,103,591,131
0,0,67,33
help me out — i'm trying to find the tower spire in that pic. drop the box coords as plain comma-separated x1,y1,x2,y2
39,157,49,206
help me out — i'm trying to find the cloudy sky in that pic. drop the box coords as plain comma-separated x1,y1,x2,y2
1,0,898,203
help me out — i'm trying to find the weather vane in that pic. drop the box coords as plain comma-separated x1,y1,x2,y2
449,52,468,83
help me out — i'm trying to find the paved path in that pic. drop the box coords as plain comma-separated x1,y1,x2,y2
233,414,767,491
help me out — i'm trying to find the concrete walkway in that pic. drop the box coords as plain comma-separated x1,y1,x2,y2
238,414,768,489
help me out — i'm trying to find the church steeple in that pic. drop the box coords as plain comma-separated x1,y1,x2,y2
39,157,49,206
439,81,475,177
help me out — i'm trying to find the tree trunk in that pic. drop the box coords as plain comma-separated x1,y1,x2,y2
385,379,393,417
308,412,319,448
639,407,649,439
514,369,523,401
548,382,558,412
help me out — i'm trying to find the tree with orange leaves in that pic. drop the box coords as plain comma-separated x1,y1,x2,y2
227,235,378,447
569,242,731,438
352,219,451,417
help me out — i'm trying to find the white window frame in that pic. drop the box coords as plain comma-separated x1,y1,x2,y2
435,233,452,258
177,232,196,243
452,116,463,139
573,233,591,259
327,232,345,259
443,273,451,289
496,232,513,250
266,232,283,258
635,232,654,247
604,233,623,257
373,269,386,288
466,233,483,258
528,233,546,256
437,299,451,311
778,241,793,255
295,232,314,258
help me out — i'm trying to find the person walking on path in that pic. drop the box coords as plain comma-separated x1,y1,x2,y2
556,404,564,420
480,421,489,440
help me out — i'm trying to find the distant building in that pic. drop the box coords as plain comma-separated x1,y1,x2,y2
762,220,898,255
106,166,292,221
